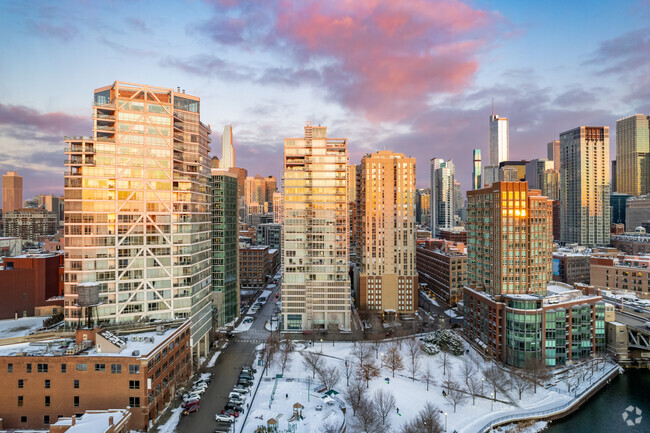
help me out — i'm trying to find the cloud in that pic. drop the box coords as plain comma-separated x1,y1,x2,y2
193,0,506,122
164,55,256,81
587,27,650,75
0,103,91,136
100,37,156,57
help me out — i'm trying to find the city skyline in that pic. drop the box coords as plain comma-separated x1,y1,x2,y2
1,0,649,200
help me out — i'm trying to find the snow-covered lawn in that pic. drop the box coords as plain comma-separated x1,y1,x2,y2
0,316,47,339
242,333,617,433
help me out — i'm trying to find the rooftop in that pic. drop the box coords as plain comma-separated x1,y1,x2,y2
52,409,129,433
0,316,48,339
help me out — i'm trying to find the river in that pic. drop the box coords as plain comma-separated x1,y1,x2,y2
546,368,649,433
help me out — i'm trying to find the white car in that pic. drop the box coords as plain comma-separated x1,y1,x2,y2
215,414,235,423
229,392,245,400
232,387,249,394
183,392,201,401
193,383,209,392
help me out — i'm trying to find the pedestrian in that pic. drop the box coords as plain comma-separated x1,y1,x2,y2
286,393,288,400
396,407,400,415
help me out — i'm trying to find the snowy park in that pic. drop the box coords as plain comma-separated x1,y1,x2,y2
241,330,618,433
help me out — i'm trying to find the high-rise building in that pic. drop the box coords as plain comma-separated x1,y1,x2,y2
560,126,611,247
415,188,431,226
547,140,560,170
356,151,418,314
611,160,617,192
211,168,240,326
616,114,650,196
610,192,631,226
265,176,277,210
2,171,22,213
489,114,509,166
2,208,58,243
282,123,350,330
626,194,650,230
272,191,283,224
467,181,553,296
220,125,235,170
430,158,455,236
472,149,482,190
525,159,559,200
63,82,213,360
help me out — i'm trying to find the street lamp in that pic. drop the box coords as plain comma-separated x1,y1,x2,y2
490,392,494,410
320,338,323,352
444,412,448,432
481,377,485,394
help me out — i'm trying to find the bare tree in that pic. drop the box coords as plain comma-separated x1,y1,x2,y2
343,357,354,386
352,341,372,370
420,362,435,391
483,365,508,401
437,350,451,376
511,372,532,400
371,336,383,360
320,421,339,433
442,376,455,394
373,388,396,427
523,358,551,393
263,334,280,375
352,399,380,433
344,379,367,416
461,356,478,387
302,351,324,379
564,374,579,395
401,402,443,433
278,335,295,375
317,364,342,391
382,344,404,378
466,376,482,405
406,338,422,381
446,380,468,413
357,359,381,388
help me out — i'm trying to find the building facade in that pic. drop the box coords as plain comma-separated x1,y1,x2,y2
616,114,650,197
590,254,650,295
547,140,560,171
552,251,591,285
610,233,650,255
240,245,278,288
256,223,282,252
282,123,350,330
2,171,23,213
3,208,58,243
210,168,240,326
416,241,466,305
560,126,611,247
610,192,631,226
430,158,455,236
489,114,509,166
467,181,553,296
472,149,482,190
220,125,235,170
63,82,212,361
625,195,650,230
356,151,418,314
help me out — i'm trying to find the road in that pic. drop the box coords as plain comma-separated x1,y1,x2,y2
175,282,281,433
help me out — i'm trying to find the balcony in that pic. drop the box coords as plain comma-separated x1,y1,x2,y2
95,135,115,143
65,146,84,153
96,124,115,132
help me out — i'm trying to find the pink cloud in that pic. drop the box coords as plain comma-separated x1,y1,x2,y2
0,103,90,136
274,0,501,121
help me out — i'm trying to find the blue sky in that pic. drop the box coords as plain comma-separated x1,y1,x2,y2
1,0,649,201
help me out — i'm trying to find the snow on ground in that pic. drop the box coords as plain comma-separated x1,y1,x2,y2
421,292,441,307
501,420,548,433
207,350,221,368
0,316,47,339
157,406,183,433
242,333,616,433
245,290,274,315
234,316,255,333
265,318,280,331
444,308,461,318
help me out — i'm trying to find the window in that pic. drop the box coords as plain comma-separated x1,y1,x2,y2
74,380,79,389
8,363,13,373
61,364,67,373
94,364,106,372
26,364,32,373
37,363,48,373
129,397,141,407
129,380,140,389
44,415,50,425
74,396,80,407
18,396,23,406
111,364,122,374
129,364,140,374
21,416,27,423
45,379,50,389
45,396,50,407
18,379,23,388
76,363,87,371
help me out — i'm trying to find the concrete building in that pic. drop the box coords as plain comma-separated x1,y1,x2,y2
256,223,282,252
2,171,23,213
560,126,611,247
282,123,349,330
272,191,283,225
590,254,650,295
430,158,455,236
612,160,617,193
356,151,418,314
625,195,650,231
467,181,553,296
482,166,499,188
3,208,58,243
0,253,64,319
50,408,130,433
416,188,431,226
610,232,650,255
211,168,240,326
552,200,561,241
552,251,591,285
0,321,191,430
220,125,235,170
610,192,631,227
439,228,467,243
525,159,559,200
63,82,212,362
489,114,509,166
616,114,650,197
463,283,605,367
240,245,278,288
547,140,561,170
472,149,482,191
416,240,466,305
0,236,21,257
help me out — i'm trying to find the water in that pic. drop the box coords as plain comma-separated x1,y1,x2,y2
546,369,649,433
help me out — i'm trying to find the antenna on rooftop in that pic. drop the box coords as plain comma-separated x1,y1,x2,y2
492,98,494,116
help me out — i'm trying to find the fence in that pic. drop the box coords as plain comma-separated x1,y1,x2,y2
476,364,620,432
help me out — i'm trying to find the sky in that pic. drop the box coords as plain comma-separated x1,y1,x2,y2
1,0,649,201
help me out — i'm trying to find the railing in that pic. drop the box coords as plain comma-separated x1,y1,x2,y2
476,364,620,433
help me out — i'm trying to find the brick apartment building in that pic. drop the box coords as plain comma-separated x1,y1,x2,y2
240,245,279,288
0,320,191,430
50,408,130,433
590,254,650,295
2,208,58,243
416,240,467,306
438,228,467,243
610,232,650,255
0,253,64,319
552,251,591,285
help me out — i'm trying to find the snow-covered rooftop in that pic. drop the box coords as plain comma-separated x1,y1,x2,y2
0,316,47,339
52,409,129,432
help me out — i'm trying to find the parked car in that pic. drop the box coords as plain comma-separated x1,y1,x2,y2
181,398,200,408
315,405,323,411
224,402,244,412
232,386,249,394
634,308,642,313
221,409,240,418
243,366,257,374
230,397,245,406
183,392,201,401
237,379,252,387
193,383,208,392
215,414,235,423
229,392,245,400
259,297,267,302
182,404,199,415
239,373,253,380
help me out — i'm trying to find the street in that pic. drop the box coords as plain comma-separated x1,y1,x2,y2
174,282,281,433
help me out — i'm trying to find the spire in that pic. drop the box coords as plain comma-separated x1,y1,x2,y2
491,97,494,116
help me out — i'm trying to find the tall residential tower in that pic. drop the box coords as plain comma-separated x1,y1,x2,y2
472,149,482,190
616,114,650,197
430,158,455,236
2,171,23,213
489,114,509,166
220,125,235,170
